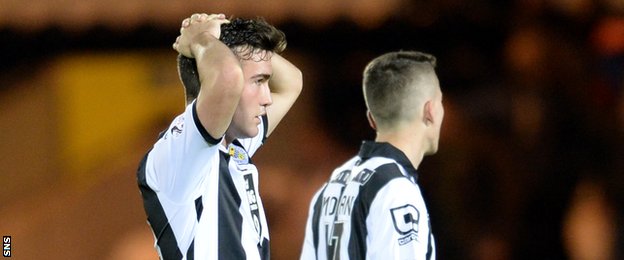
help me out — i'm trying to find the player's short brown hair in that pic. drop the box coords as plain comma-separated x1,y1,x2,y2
363,51,438,129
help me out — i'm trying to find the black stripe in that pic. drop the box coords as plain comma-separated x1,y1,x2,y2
311,186,326,257
187,239,195,260
192,101,221,145
426,230,433,260
259,237,270,260
348,163,404,258
194,196,203,221
261,114,268,143
137,152,183,260
218,152,246,260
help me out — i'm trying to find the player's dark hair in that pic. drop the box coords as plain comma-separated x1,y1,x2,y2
363,51,437,128
220,17,286,60
177,54,200,104
177,17,287,103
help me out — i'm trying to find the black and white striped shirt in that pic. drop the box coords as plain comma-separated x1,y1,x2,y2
301,141,435,260
137,101,270,260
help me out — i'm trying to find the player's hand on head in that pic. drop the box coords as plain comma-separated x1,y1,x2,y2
173,13,230,58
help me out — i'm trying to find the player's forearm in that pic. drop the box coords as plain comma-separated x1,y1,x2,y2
191,32,241,83
269,53,303,97
264,53,303,135
193,33,244,139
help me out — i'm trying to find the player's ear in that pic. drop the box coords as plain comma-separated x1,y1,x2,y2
367,110,377,130
424,100,434,126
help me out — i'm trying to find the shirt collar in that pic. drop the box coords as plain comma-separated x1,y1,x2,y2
357,141,419,180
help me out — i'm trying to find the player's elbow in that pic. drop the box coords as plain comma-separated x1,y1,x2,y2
292,68,303,93
279,67,302,98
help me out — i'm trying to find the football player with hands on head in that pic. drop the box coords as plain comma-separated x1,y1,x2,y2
138,12,302,260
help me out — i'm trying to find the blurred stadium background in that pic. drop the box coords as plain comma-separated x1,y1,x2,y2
0,0,622,259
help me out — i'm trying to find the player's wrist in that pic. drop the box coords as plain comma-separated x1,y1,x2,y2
188,32,221,57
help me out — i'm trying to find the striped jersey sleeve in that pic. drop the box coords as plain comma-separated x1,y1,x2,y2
144,101,222,203
365,175,435,259
138,101,222,259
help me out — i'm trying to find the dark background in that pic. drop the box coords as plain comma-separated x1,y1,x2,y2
1,1,622,259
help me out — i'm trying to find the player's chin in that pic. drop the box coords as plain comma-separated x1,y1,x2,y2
425,143,439,156
241,126,259,139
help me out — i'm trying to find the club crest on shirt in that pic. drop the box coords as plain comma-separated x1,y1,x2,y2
390,204,420,246
228,144,249,164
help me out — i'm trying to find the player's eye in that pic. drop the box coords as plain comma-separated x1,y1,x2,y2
255,78,268,86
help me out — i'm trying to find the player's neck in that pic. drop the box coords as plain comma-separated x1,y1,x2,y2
223,134,235,147
375,130,425,169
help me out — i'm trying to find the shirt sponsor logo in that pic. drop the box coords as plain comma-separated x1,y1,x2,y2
243,174,262,239
390,205,420,246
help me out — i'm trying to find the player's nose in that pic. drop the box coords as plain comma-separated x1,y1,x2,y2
260,84,272,106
